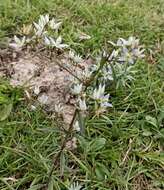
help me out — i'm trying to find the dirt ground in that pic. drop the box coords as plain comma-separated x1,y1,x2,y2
0,48,92,126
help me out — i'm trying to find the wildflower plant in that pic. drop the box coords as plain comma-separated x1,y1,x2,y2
68,182,82,190
9,15,145,117
9,14,144,97
9,16,145,129
9,15,145,188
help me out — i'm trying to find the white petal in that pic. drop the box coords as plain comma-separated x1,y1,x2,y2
73,121,80,132
79,98,87,111
56,43,69,49
38,94,48,104
33,22,40,31
45,14,49,24
14,35,21,44
56,36,62,45
34,86,40,95
49,37,56,46
44,37,51,45
31,105,37,111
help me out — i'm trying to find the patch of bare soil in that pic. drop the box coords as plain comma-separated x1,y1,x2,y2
0,49,17,77
0,48,91,126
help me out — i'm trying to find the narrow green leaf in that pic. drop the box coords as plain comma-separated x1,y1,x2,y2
0,103,12,121
89,138,106,152
145,115,158,128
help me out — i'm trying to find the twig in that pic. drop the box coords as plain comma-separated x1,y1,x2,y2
42,53,84,83
31,47,46,58
54,59,83,83
47,109,78,187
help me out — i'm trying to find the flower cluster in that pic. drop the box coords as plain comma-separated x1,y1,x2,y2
70,37,145,130
94,36,146,88
109,36,145,64
69,57,114,133
9,14,145,132
9,14,68,51
33,14,49,37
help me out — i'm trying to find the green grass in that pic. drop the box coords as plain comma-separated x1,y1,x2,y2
0,0,164,189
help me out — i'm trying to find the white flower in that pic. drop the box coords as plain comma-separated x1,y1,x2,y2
90,64,99,73
9,35,26,51
128,36,139,48
31,105,37,111
34,15,49,37
119,47,134,64
54,103,63,114
92,84,112,113
100,94,109,102
44,36,68,49
117,38,128,46
71,83,83,95
79,98,87,111
68,182,82,190
82,67,93,79
100,94,112,108
44,14,49,24
38,94,48,104
49,18,62,30
73,121,80,132
132,48,145,58
115,36,145,64
102,50,109,58
68,50,75,59
34,86,40,95
102,66,113,81
95,93,112,115
92,84,105,100
34,22,45,36
100,94,113,108
68,50,83,63
44,36,51,45
96,101,112,115
55,36,68,49
14,35,26,46
117,37,139,48
39,14,49,26
100,101,113,108
75,66,93,81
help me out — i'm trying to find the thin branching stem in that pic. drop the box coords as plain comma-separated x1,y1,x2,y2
46,55,108,187
47,109,78,186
